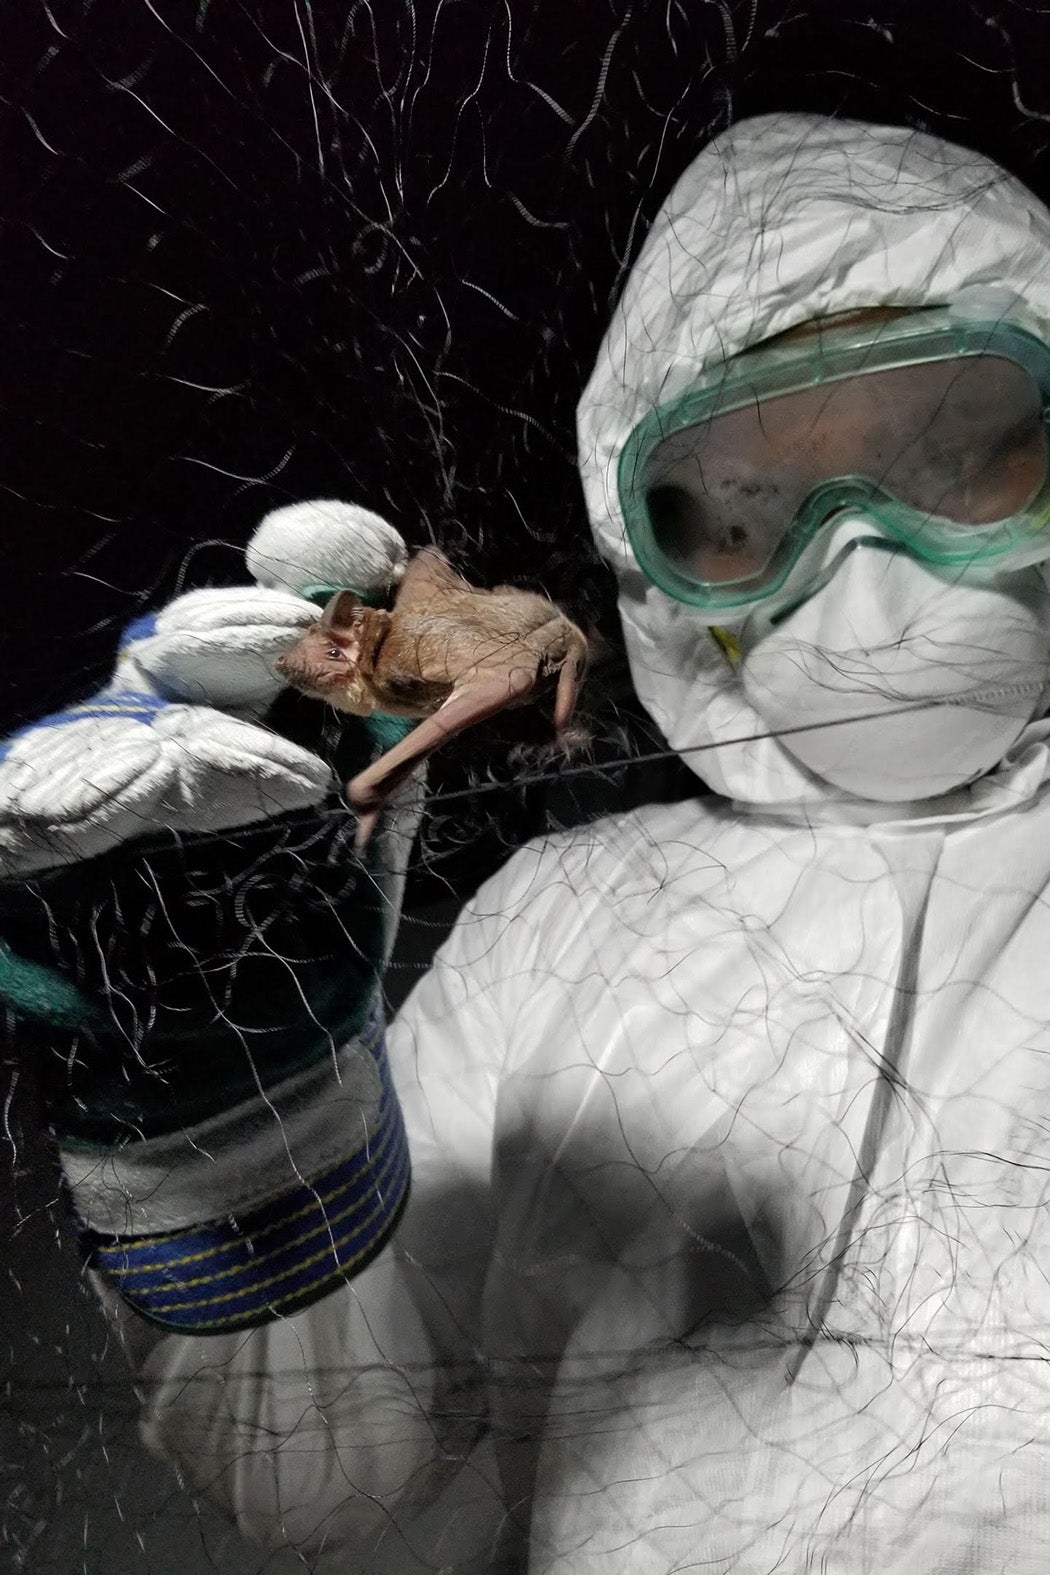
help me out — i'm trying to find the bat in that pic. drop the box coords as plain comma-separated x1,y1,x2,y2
274,547,589,847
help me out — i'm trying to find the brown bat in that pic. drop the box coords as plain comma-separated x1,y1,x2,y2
275,547,589,847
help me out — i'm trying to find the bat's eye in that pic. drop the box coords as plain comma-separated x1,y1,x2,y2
326,645,345,662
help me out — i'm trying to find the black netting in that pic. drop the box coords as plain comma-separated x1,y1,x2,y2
6,3,1050,1572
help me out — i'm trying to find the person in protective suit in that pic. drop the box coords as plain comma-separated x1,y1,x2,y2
7,111,1050,1572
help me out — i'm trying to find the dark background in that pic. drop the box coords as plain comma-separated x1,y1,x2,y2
5,2,1050,1569
6,1,1050,899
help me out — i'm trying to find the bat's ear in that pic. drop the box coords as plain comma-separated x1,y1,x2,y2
319,589,362,633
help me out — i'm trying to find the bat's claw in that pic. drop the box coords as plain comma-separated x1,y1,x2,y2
554,722,593,756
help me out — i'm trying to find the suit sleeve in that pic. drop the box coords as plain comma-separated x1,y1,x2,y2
91,868,517,1570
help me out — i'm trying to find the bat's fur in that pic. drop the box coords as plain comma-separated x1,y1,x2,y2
275,547,589,843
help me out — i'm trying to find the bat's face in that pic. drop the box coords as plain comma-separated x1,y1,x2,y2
275,598,378,715
275,625,354,698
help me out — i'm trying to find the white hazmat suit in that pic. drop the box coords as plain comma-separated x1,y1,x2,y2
114,114,1050,1573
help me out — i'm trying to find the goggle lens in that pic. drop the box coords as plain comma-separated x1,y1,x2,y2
639,354,1048,591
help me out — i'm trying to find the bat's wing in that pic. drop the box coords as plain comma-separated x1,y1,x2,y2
392,546,474,614
348,662,537,847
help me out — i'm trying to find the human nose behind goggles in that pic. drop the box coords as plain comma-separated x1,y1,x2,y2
618,294,1050,622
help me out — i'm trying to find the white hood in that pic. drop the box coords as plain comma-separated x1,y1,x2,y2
577,113,1050,810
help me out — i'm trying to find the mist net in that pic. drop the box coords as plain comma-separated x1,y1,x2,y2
6,3,1050,1572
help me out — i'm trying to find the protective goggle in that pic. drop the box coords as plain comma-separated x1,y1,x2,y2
617,303,1050,621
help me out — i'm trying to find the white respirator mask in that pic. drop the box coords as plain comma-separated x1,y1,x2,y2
734,520,1050,801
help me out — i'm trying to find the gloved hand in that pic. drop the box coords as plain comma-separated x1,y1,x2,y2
0,502,425,1336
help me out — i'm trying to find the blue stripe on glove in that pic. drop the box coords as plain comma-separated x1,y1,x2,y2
85,1013,411,1334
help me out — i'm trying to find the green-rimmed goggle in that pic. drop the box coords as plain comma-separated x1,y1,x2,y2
617,305,1050,621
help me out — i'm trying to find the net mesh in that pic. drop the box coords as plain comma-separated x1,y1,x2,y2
5,2,1050,1571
